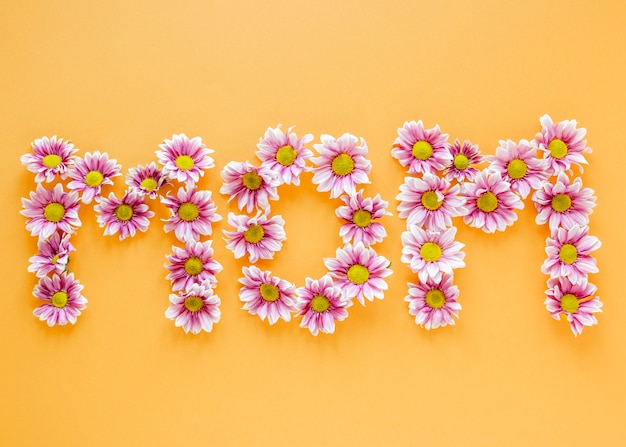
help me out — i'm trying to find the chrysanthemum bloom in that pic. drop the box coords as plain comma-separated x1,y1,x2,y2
461,171,524,233
336,190,391,246
533,172,596,230
94,191,154,240
391,120,451,175
21,183,81,240
32,272,87,327
238,266,297,324
161,186,221,241
156,134,215,185
165,240,223,291
401,226,466,283
324,242,392,306
444,139,483,183
220,161,279,213
223,211,286,263
405,274,461,330
20,136,78,183
311,133,371,199
534,114,591,175
396,173,467,230
67,151,122,204
545,276,602,337
295,275,352,336
126,162,169,199
541,225,601,284
28,232,76,278
256,125,314,186
165,282,221,334
487,139,549,199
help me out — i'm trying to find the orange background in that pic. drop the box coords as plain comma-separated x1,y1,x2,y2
2,1,625,445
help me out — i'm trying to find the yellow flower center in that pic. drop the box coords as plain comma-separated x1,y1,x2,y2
43,154,62,168
548,139,568,159
425,289,445,309
331,153,355,176
559,244,578,264
276,145,297,166
477,191,498,213
115,204,134,222
412,141,433,160
244,224,264,243
453,154,469,170
560,293,579,313
422,191,442,211
259,283,280,302
184,256,203,275
311,294,330,313
184,296,204,312
420,242,442,262
347,264,370,285
140,178,158,191
507,159,527,180
175,155,194,171
551,194,572,213
352,209,372,228
51,291,68,308
85,170,104,187
178,202,199,221
51,254,60,264
44,203,65,223
242,172,263,190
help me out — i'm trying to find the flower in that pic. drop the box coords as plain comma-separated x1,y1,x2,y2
324,242,392,305
487,139,549,199
295,275,352,336
156,134,214,185
27,232,76,278
165,283,221,334
461,171,524,233
21,183,81,240
534,114,591,175
20,136,78,183
541,225,601,284
401,226,465,283
32,272,87,326
533,172,596,230
396,173,467,230
336,190,391,246
545,276,602,336
126,162,169,199
405,274,461,329
161,186,221,241
67,151,122,204
165,240,222,291
391,120,451,174
311,133,371,198
220,161,279,213
444,139,483,183
238,266,297,324
223,211,286,263
94,191,154,240
256,125,314,185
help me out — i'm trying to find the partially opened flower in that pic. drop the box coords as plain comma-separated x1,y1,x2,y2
541,225,601,284
94,191,154,240
444,139,483,183
220,161,279,213
32,272,87,326
156,134,214,185
336,190,391,246
545,276,602,337
161,186,221,241
21,183,81,240
391,120,451,174
238,266,297,324
256,125,314,185
67,151,122,204
311,133,371,198
295,275,351,336
165,240,222,291
20,136,78,183
165,283,221,334
535,114,591,175
126,162,169,199
28,232,76,278
223,211,286,263
405,274,461,330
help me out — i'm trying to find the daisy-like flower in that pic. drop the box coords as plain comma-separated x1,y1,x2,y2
533,172,596,230
223,211,286,263
156,134,215,185
444,139,483,183
20,136,78,183
535,114,591,175
165,282,221,334
67,151,122,204
401,226,466,283
545,276,602,337
220,161,279,213
324,242,392,306
405,274,461,330
94,191,154,240
28,232,76,278
391,120,451,174
161,186,221,241
336,190,391,246
311,133,371,199
396,173,467,230
487,139,549,199
21,183,81,240
126,162,169,199
541,225,601,284
461,171,524,233
238,266,297,324
256,125,314,185
165,240,223,291
32,272,87,326
295,275,352,336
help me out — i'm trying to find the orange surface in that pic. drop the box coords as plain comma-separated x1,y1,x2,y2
2,1,625,445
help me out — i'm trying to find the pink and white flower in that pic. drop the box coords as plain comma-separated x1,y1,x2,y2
220,161,279,213
223,211,286,263
405,274,461,330
165,240,222,291
28,232,76,278
20,136,78,183
21,183,81,240
126,162,169,199
32,272,87,326
67,151,122,204
238,266,297,324
444,139,483,183
94,191,154,240
165,283,221,334
256,125,314,185
541,225,601,284
295,275,352,336
311,133,371,198
161,186,221,241
336,190,391,246
545,276,602,337
391,120,451,174
156,134,215,185
535,114,591,175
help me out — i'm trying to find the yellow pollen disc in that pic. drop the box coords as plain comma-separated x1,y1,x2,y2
242,172,263,190
453,154,469,170
259,283,280,302
184,256,203,275
548,139,568,159
551,194,572,213
422,191,442,211
276,145,297,166
420,242,443,262
352,209,372,228
507,159,527,180
477,191,498,213
51,291,68,308
331,153,355,176
347,264,370,285
175,155,194,171
244,224,264,243
115,204,133,222
43,154,62,168
51,254,59,264
412,141,433,160
140,178,158,191
561,293,579,313
425,289,445,309
178,202,199,221
311,294,330,313
85,170,104,187
184,296,204,312
44,203,65,223
559,244,578,264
